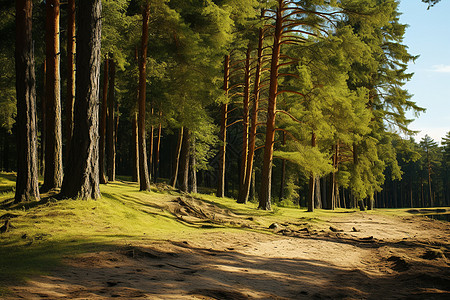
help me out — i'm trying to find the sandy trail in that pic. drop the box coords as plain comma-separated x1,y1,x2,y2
7,212,450,299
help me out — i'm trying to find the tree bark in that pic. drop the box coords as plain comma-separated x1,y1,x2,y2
138,2,151,191
237,46,251,202
59,0,101,200
154,119,162,182
65,0,75,162
15,0,40,203
148,110,154,182
279,131,286,201
307,132,316,212
42,0,63,192
40,59,46,176
171,127,183,188
239,28,263,204
132,112,139,182
189,135,197,193
179,128,190,193
106,58,115,182
217,54,229,198
99,58,108,183
259,2,283,210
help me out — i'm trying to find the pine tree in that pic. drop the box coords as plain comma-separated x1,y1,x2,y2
59,0,102,200
14,0,40,203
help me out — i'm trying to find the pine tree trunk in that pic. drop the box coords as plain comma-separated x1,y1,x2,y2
137,2,151,191
106,59,115,182
259,2,283,210
40,59,46,176
314,177,321,209
42,0,63,192
237,47,251,202
132,112,139,182
15,0,40,203
154,120,162,182
277,130,287,202
190,135,197,193
65,0,75,162
171,127,183,188
99,58,108,183
59,0,101,200
307,132,316,212
179,128,190,193
240,28,263,204
148,120,154,182
217,54,229,198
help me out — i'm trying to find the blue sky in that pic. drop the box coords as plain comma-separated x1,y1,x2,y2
398,0,450,144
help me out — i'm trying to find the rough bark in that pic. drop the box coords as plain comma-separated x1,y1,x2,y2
217,55,229,198
179,128,190,193
59,0,101,200
259,2,283,210
42,0,63,192
99,58,108,184
239,28,263,204
106,59,116,182
65,0,75,162
137,2,151,191
132,112,139,182
171,127,183,188
15,0,40,203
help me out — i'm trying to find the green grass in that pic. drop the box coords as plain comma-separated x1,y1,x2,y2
0,172,448,291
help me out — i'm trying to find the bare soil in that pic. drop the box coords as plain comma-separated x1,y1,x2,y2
6,198,450,299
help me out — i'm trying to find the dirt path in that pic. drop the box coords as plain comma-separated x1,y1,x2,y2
7,212,450,299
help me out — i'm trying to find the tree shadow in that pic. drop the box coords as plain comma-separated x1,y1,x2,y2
3,237,449,299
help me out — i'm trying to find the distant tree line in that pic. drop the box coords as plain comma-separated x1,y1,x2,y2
2,0,448,209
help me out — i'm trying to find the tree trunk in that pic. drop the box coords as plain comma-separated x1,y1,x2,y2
40,59,46,176
190,135,197,193
307,132,316,212
171,127,183,188
279,131,286,201
237,46,251,202
179,128,190,193
42,0,63,192
137,2,151,191
239,28,263,204
59,0,101,200
148,112,154,182
132,112,139,182
367,194,374,210
154,120,162,182
15,0,40,203
99,58,108,183
259,3,283,210
314,177,321,209
217,54,229,198
65,0,75,162
106,59,115,182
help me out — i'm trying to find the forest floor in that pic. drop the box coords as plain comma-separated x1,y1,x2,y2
0,175,449,299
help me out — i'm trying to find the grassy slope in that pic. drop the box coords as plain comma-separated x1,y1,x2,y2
0,173,444,291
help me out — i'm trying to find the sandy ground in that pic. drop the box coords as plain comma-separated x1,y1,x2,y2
6,200,450,299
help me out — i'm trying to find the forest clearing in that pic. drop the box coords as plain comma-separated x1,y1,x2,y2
1,174,449,299
2,0,450,298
